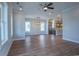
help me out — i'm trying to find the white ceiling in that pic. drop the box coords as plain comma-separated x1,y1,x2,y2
13,2,79,19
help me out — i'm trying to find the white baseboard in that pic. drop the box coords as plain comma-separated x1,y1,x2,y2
6,39,14,56
0,38,13,56
63,37,79,44
13,37,25,40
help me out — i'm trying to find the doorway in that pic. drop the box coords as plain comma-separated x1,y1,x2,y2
25,20,31,35
48,19,56,35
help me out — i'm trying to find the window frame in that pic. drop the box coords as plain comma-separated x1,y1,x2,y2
0,3,8,47
0,3,2,48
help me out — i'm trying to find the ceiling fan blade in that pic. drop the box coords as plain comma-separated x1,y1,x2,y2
48,7,54,9
47,3,53,6
40,4,43,6
16,2,19,5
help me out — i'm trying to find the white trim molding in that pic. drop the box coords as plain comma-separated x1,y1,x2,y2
63,37,79,44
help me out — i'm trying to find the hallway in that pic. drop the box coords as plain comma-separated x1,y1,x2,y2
8,35,79,56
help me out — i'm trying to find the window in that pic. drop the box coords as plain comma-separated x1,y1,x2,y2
0,4,1,47
25,22,31,32
40,22,45,31
52,20,55,28
0,3,8,46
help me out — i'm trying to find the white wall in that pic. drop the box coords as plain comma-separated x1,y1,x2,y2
13,12,25,38
63,5,79,43
0,2,13,56
13,13,48,39
25,18,48,35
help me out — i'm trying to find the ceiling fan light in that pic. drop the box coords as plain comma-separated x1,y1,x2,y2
19,7,23,11
43,7,48,10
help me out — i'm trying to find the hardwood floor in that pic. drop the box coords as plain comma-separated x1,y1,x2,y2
8,35,79,56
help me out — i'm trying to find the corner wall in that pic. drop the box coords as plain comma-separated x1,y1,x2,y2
63,5,79,43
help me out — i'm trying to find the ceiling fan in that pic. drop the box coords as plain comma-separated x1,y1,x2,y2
40,2,54,11
16,2,23,11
